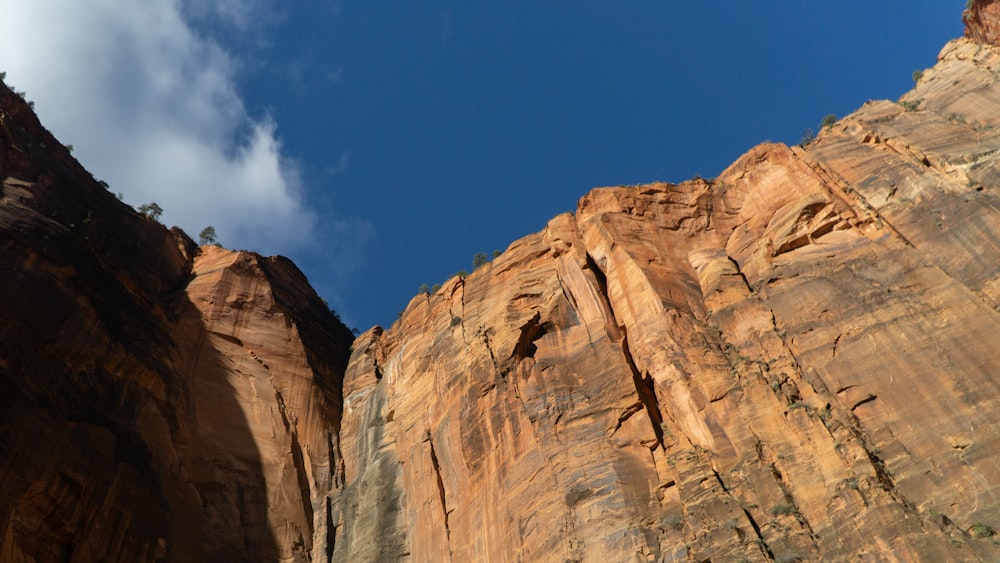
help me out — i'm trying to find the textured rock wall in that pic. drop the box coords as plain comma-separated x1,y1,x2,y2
0,81,353,562
176,247,352,561
6,4,1000,562
332,33,1000,562
966,0,1000,45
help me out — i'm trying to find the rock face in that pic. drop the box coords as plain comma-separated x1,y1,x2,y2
0,82,353,561
331,20,1000,563
7,4,1000,563
965,0,1000,45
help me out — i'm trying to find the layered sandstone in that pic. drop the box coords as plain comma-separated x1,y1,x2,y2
0,81,353,561
7,4,1000,563
331,22,1000,563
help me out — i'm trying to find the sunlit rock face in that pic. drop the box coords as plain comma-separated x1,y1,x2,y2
8,4,1000,561
331,30,1000,563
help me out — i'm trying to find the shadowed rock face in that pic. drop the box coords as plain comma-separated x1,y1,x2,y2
0,82,353,562
7,4,1000,563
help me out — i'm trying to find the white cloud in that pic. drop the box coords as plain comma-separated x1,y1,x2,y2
0,0,314,253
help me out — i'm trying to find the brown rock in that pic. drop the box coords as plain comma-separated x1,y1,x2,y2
177,246,351,561
332,34,1000,563
965,0,1000,46
0,78,353,561
8,6,1000,563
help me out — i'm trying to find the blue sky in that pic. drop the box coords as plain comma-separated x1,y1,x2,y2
0,2,962,330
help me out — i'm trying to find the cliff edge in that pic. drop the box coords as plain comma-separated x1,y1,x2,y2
330,9,1000,562
5,3,1000,563
0,80,354,561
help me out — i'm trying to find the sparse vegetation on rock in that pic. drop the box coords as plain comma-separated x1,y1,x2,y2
8,5,1000,562
138,202,163,221
971,523,995,538
799,127,815,147
770,503,795,516
198,226,217,245
472,252,489,269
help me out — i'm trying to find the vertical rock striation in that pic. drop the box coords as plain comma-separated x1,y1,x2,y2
0,80,353,562
176,247,353,561
7,3,1000,562
332,20,1000,563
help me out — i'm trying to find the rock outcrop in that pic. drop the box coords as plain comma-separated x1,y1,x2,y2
0,81,353,561
331,14,1000,563
6,3,1000,562
965,0,1000,45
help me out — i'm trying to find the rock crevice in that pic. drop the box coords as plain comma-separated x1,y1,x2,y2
7,7,1000,561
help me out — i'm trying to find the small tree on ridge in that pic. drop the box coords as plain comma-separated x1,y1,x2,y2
138,202,163,221
472,252,489,269
198,226,217,245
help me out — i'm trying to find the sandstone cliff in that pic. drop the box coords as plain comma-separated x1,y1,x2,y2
0,80,354,561
5,4,1000,563
330,9,1000,563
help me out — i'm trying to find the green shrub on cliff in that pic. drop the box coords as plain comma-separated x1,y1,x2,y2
198,226,217,245
799,128,815,147
770,503,794,516
472,252,489,269
971,523,995,538
138,202,163,221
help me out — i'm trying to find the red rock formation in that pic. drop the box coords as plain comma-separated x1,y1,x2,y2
7,4,1000,562
332,28,1000,563
176,247,351,561
0,81,352,561
965,0,1000,45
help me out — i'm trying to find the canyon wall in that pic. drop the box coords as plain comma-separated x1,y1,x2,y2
0,83,354,562
4,4,1000,562
331,22,1000,563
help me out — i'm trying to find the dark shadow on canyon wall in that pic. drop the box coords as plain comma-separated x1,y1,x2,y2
0,80,279,561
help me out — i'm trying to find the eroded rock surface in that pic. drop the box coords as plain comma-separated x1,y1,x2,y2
965,0,1000,46
332,31,1000,563
0,81,353,562
7,4,1000,562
